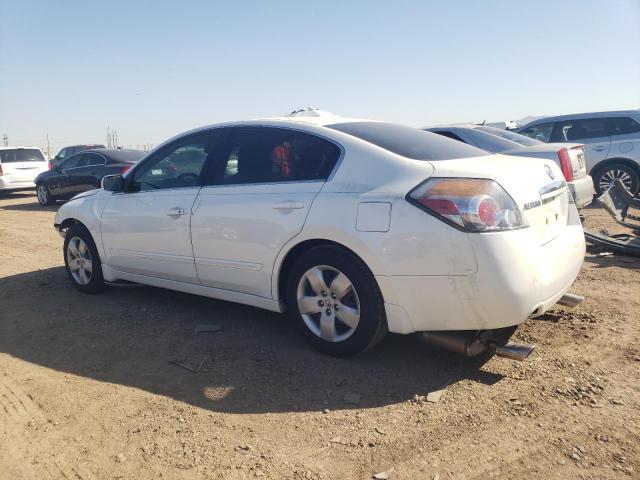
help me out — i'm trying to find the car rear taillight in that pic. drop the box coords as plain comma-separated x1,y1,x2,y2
120,165,132,175
407,178,527,232
557,148,574,182
0,164,3,176
48,161,53,170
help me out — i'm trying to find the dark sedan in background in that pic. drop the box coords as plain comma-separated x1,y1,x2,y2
35,148,145,205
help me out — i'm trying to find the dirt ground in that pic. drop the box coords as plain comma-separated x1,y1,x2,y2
0,191,638,480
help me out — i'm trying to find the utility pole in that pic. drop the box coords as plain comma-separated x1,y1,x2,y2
2,133,8,147
46,133,51,158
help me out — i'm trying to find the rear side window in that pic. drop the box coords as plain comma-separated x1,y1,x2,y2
612,117,640,135
211,127,341,185
328,122,484,160
518,123,554,142
77,153,106,167
0,148,45,163
557,118,609,141
433,130,466,143
476,126,542,147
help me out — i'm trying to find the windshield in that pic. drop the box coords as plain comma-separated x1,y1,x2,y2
0,148,46,163
327,122,485,160
476,126,542,147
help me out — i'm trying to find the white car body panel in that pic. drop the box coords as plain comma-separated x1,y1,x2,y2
0,147,48,191
55,117,585,335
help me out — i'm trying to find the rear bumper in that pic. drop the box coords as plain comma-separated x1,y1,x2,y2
0,178,36,190
568,175,595,209
379,212,586,334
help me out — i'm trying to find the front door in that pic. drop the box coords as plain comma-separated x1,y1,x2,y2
100,132,215,283
191,126,341,298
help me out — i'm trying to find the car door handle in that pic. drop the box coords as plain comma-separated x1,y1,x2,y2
166,207,189,217
272,201,304,210
592,146,606,152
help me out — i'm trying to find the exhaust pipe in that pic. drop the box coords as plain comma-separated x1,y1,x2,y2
421,332,487,357
494,342,536,361
422,332,536,361
557,293,585,308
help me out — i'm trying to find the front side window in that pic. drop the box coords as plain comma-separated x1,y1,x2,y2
77,153,105,167
519,123,554,142
612,117,640,135
60,154,83,169
211,127,340,185
132,135,211,191
557,118,610,141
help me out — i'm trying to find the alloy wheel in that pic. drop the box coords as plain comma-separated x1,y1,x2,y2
36,185,48,205
296,265,360,342
598,168,633,193
67,237,93,285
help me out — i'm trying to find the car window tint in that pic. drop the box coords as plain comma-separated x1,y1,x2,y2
476,126,542,146
82,153,105,167
213,127,340,185
519,123,554,142
0,148,45,163
612,117,640,135
328,122,484,160
132,136,210,191
433,130,466,143
60,154,83,169
558,118,610,141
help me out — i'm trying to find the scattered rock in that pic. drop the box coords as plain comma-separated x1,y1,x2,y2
115,453,126,463
426,390,444,403
372,468,392,479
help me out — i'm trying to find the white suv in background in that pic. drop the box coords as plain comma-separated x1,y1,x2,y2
517,110,640,195
0,147,49,192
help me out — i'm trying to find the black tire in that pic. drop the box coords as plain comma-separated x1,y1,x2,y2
286,245,387,356
36,183,56,206
592,162,640,196
63,224,104,293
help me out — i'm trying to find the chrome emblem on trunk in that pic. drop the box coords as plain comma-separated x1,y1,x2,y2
545,165,555,180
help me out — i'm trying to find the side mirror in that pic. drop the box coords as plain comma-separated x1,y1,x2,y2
102,174,125,192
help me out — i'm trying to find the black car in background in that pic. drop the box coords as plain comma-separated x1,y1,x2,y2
35,149,145,205
50,144,106,169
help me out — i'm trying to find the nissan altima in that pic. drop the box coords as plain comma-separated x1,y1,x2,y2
54,112,586,357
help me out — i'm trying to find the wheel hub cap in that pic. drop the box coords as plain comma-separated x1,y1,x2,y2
297,265,360,343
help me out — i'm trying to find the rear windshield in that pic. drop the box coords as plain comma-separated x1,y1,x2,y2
0,148,46,163
476,126,542,147
327,122,485,160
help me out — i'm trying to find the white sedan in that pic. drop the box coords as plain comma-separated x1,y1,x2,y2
424,124,595,208
54,113,586,357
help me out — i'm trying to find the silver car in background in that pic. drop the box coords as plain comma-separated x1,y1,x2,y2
516,110,640,196
424,124,594,208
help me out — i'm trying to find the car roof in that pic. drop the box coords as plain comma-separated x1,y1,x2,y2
82,148,146,162
521,109,640,127
423,124,482,130
0,146,44,151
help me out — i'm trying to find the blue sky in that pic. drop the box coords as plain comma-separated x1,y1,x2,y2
1,0,639,153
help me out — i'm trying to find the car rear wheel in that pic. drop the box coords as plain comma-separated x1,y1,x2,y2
286,245,387,356
36,184,55,205
63,225,104,293
593,162,640,196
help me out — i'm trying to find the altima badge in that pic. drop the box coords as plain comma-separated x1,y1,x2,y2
544,165,555,180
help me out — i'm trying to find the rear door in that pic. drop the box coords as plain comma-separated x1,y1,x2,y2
551,118,611,172
0,148,48,184
191,126,341,298
71,152,107,194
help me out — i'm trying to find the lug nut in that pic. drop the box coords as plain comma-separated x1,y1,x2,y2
325,309,332,315
321,290,327,297
331,293,336,299
318,300,324,307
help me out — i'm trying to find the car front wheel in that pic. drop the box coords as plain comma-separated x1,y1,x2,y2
63,225,104,293
286,245,387,356
36,184,55,205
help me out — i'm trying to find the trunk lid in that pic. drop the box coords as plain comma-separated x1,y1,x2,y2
500,142,587,180
431,153,571,245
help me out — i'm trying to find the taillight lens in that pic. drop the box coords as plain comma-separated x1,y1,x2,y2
407,178,527,232
48,161,53,170
120,165,132,175
557,148,573,181
0,164,3,176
